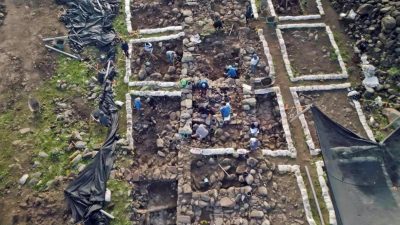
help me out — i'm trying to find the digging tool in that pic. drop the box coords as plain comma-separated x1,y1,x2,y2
42,34,83,42
289,104,312,123
218,164,230,176
135,203,177,214
228,24,234,36
45,45,81,60
100,209,115,219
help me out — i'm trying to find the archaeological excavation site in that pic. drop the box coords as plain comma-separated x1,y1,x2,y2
1,0,400,225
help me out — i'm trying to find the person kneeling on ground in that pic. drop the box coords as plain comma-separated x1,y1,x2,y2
144,42,153,54
145,97,156,110
250,122,260,136
213,16,224,31
192,124,209,140
249,137,260,151
196,79,209,96
121,41,129,58
219,102,231,124
225,65,238,78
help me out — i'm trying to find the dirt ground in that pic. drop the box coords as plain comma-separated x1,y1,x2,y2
0,0,67,224
131,40,183,81
131,0,184,30
301,90,368,148
131,96,180,168
272,0,319,16
282,28,341,76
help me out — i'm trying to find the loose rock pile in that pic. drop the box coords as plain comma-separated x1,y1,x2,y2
330,0,400,67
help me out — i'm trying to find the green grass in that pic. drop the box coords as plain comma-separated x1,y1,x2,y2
107,179,132,225
114,3,129,38
329,50,338,62
388,67,400,78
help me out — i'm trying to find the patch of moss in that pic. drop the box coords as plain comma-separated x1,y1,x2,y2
388,67,400,78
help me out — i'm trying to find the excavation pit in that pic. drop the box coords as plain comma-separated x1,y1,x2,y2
131,39,183,82
131,180,178,225
282,27,341,75
271,0,319,17
130,0,184,30
190,155,248,192
298,89,368,149
256,93,288,150
131,95,181,168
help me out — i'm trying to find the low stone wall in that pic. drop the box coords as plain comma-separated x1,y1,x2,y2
277,165,317,225
129,32,185,44
139,26,183,35
315,161,337,225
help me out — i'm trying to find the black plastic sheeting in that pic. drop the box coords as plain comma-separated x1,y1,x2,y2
57,0,120,54
311,106,400,225
65,79,119,225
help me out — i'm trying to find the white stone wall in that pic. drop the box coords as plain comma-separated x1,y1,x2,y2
128,81,177,88
257,29,275,78
129,32,185,44
315,161,337,225
277,24,348,82
352,100,375,141
130,90,182,97
190,148,249,156
250,0,259,19
277,165,317,225
125,93,134,150
125,0,132,33
139,26,183,35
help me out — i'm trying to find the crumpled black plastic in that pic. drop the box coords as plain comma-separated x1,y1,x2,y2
57,0,120,53
64,79,119,225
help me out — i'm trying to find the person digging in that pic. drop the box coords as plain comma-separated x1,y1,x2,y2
219,102,232,126
250,53,260,74
245,3,254,24
196,79,209,97
166,50,176,65
225,65,239,79
192,124,209,141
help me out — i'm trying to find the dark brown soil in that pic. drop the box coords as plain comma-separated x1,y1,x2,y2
132,96,180,168
196,33,241,80
131,181,178,225
282,28,342,76
272,0,319,16
131,0,184,30
131,40,183,81
191,85,246,148
300,90,368,148
256,93,288,150
190,155,247,191
268,173,307,225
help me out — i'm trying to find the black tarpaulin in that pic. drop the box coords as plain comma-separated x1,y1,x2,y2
57,0,120,53
311,106,400,225
64,81,119,224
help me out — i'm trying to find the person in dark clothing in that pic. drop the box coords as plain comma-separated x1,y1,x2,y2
245,4,254,24
121,41,129,58
145,97,157,110
213,16,224,31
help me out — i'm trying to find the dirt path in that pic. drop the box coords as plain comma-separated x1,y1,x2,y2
0,0,65,224
0,0,65,111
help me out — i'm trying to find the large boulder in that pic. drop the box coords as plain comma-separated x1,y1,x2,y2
219,197,235,208
382,16,397,32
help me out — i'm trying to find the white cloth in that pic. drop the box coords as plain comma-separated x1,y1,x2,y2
250,127,259,135
144,43,153,53
250,56,259,66
196,124,209,139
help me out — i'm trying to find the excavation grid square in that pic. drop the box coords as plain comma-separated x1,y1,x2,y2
267,0,324,20
130,39,183,82
131,180,178,225
193,30,270,81
256,93,288,150
277,24,348,82
297,89,368,150
131,95,181,167
130,0,184,30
